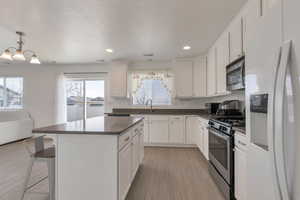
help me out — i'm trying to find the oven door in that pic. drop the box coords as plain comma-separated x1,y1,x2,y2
208,127,233,184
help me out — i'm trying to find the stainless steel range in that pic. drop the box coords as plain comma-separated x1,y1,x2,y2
207,117,244,200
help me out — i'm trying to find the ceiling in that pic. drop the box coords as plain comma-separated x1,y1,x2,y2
0,0,246,64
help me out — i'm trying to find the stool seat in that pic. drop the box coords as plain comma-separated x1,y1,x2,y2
34,147,55,158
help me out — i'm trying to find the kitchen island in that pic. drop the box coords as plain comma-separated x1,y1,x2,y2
33,116,144,200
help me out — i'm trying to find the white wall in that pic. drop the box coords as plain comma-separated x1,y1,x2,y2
0,61,245,127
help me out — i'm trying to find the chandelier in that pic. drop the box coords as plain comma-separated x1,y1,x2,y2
0,31,41,64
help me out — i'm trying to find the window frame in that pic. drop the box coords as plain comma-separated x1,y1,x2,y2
131,77,173,107
0,76,24,110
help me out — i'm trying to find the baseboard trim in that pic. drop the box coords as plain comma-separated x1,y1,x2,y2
144,143,197,148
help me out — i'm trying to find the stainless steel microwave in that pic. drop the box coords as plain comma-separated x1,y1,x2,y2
226,56,245,91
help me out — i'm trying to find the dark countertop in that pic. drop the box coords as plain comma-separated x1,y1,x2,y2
32,116,144,135
108,108,208,116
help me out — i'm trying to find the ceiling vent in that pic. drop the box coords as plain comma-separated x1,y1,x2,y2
143,53,154,57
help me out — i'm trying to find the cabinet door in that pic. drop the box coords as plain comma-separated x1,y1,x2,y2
207,48,217,96
202,121,209,160
193,57,207,97
119,143,131,200
195,119,203,151
149,120,169,143
174,60,194,98
143,118,149,143
216,33,230,94
131,135,140,179
235,147,247,200
110,64,128,97
229,17,243,62
139,130,144,163
169,116,185,144
185,117,197,144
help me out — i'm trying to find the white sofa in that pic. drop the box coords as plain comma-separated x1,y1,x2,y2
0,111,33,145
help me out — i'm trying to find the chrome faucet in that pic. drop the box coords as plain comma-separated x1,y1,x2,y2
146,99,153,112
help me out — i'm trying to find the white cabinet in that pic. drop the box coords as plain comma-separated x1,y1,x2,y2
193,57,207,97
169,116,185,144
131,134,140,179
229,17,244,62
118,122,144,200
195,118,204,151
119,143,132,200
138,126,144,163
185,116,197,144
207,48,217,96
109,63,128,98
216,32,230,94
234,133,248,200
149,116,169,143
174,60,194,98
201,120,209,160
143,117,150,143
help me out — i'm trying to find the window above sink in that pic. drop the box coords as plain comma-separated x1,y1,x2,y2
130,71,173,106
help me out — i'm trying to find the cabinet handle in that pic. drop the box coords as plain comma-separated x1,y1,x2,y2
238,140,246,146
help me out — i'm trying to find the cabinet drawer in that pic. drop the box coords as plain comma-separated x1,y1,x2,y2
148,115,169,121
235,133,248,151
169,116,184,121
119,130,132,150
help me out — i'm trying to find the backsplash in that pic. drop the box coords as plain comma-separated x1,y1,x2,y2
107,90,245,111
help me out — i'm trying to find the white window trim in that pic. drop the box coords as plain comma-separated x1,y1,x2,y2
0,76,24,110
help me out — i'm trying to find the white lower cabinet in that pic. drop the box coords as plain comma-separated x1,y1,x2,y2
149,116,169,143
185,116,197,144
118,122,144,200
119,143,132,200
234,133,248,200
131,133,140,179
169,116,185,144
201,120,209,160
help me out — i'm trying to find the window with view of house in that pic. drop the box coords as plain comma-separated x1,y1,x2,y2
131,71,173,106
0,77,23,109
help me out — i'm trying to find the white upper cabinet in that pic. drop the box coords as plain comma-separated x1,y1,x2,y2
174,60,194,98
207,47,217,96
216,32,230,94
109,62,128,98
229,17,244,62
193,56,207,97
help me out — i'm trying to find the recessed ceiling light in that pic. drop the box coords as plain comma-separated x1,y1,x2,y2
183,46,191,50
105,49,114,53
143,53,154,57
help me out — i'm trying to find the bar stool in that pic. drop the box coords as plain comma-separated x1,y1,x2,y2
21,135,55,200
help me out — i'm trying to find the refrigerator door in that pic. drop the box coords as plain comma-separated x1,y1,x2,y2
273,41,294,200
283,0,300,198
245,0,282,199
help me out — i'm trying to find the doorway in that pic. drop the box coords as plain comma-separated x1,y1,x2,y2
66,79,105,122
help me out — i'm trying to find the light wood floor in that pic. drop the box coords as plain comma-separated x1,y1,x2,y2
126,147,224,200
0,141,224,200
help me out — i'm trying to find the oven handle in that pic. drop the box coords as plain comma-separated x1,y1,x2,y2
207,127,230,140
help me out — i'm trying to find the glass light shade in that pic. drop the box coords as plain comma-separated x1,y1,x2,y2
12,50,26,61
30,55,41,64
0,49,13,60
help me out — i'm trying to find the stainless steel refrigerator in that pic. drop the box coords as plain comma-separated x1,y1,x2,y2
245,0,300,199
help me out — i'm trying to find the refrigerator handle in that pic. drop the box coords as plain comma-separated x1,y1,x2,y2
273,40,292,200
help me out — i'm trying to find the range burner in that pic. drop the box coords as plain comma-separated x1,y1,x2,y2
215,117,245,127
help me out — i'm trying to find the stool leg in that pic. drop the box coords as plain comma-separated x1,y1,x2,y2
47,158,55,200
21,157,34,200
